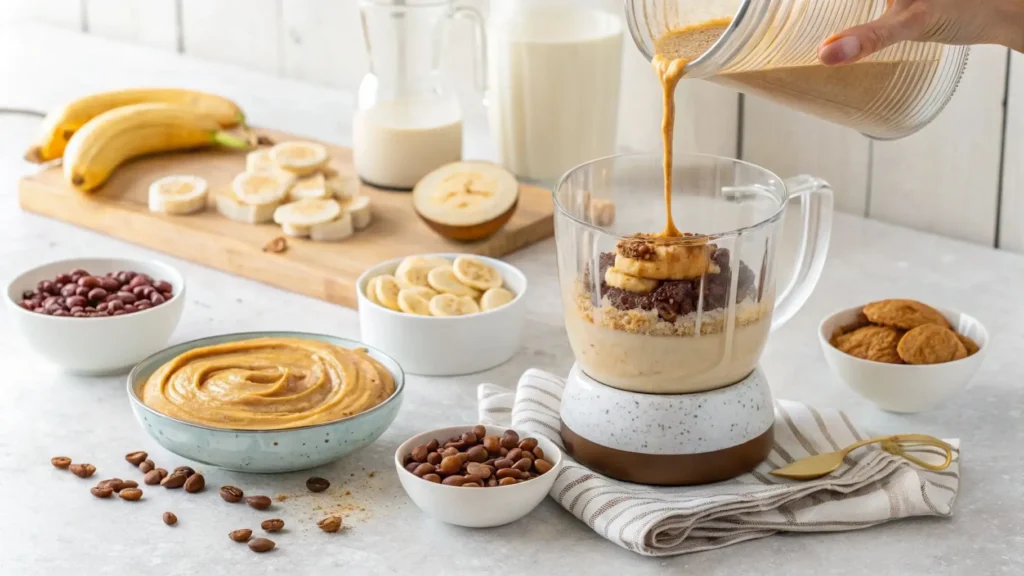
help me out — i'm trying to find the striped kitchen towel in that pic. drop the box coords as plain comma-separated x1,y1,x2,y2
477,369,960,557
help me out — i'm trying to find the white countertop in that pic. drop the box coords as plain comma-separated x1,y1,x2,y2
1,23,1022,576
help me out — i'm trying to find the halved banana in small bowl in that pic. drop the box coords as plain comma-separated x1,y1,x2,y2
356,253,527,376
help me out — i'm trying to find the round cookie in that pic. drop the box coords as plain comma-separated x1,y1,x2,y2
897,324,967,365
957,333,980,356
863,299,951,330
832,325,904,364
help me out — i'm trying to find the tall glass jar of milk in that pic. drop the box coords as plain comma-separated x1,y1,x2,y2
487,0,624,184
354,0,487,190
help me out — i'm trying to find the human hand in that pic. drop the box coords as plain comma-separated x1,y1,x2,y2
818,0,1024,66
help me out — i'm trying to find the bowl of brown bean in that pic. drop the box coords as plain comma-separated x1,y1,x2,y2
6,257,185,374
394,424,562,528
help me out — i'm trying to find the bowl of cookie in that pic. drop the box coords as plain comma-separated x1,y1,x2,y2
820,299,987,413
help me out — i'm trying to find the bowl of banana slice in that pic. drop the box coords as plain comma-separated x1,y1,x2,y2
357,254,527,376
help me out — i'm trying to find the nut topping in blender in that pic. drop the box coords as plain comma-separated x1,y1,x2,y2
613,234,719,280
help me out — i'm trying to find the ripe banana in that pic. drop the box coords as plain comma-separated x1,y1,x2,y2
26,88,244,163
452,256,502,291
64,103,249,192
604,267,659,294
613,235,719,280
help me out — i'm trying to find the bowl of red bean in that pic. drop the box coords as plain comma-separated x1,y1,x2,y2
6,257,185,375
394,425,562,528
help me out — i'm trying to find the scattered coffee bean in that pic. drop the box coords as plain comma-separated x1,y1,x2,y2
90,486,113,498
172,466,195,478
229,529,252,543
261,519,285,532
139,460,155,473
406,427,554,488
184,473,205,493
160,472,187,489
97,478,123,492
317,515,342,533
305,477,330,493
162,512,177,526
125,451,148,466
121,480,139,490
144,470,163,485
119,488,143,501
51,456,72,469
219,485,244,503
246,495,272,510
248,538,276,553
70,463,96,478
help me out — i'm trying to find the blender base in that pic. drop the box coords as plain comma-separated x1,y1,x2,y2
559,363,774,486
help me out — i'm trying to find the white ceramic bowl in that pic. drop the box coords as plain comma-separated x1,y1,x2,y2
820,305,988,413
395,425,562,528
357,254,528,376
6,257,186,375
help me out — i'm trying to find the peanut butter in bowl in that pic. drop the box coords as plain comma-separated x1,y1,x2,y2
140,337,397,430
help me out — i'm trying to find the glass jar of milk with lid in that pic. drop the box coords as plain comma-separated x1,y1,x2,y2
354,0,486,190
487,0,624,185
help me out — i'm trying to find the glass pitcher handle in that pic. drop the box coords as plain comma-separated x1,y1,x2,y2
451,4,488,95
770,175,834,332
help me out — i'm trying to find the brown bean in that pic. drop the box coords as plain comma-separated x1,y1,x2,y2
96,302,108,312
466,445,488,463
405,462,420,473
116,291,136,305
229,529,252,542
184,473,205,493
51,456,71,469
155,280,173,293
135,302,151,311
533,447,545,461
173,466,195,478
97,478,123,492
318,515,343,533
512,458,532,472
65,295,87,308
123,305,136,313
441,475,466,486
261,519,285,532
425,439,440,452
248,538,275,553
119,488,143,501
463,474,483,485
465,463,492,480
520,450,535,461
77,276,100,289
534,458,553,474
426,452,442,466
162,512,177,526
306,477,330,493
75,286,90,297
482,436,502,454
99,277,120,291
86,288,107,302
160,472,187,489
132,286,149,298
107,299,124,312
116,271,137,284
246,495,272,510
507,448,523,462
150,293,166,305
90,486,113,498
498,477,518,486
70,464,96,478
462,483,482,488
441,447,459,458
499,447,509,457
483,458,497,467
412,463,435,477
219,485,244,502
154,468,168,479
59,284,76,298
461,432,478,445
519,438,539,451
496,468,523,480
50,309,68,317
411,445,429,463
121,480,139,490
501,430,520,449
471,425,487,439
138,459,155,473
438,456,462,476
422,474,441,483
129,276,151,289
443,440,466,450
457,452,471,465
144,470,163,485
18,300,36,310
39,280,58,294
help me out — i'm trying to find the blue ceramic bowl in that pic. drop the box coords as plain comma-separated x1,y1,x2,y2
127,331,404,473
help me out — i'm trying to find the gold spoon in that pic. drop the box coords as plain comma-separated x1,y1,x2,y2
770,434,954,481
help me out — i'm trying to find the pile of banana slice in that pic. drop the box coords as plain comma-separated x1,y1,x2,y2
366,255,516,317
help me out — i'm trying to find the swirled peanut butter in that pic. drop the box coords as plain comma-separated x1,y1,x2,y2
141,338,397,430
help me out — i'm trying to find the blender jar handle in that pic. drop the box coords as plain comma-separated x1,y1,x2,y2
770,175,834,332
451,4,488,95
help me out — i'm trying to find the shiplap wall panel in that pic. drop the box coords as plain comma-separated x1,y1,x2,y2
999,51,1023,252
84,0,178,51
742,99,871,215
281,0,365,90
181,0,281,74
870,46,1009,246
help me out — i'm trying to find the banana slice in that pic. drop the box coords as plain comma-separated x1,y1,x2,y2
274,198,342,228
280,222,310,238
309,212,354,242
452,256,502,291
365,276,383,306
246,149,274,174
428,293,480,317
340,195,372,230
288,173,330,201
397,288,432,316
214,191,276,224
413,161,519,241
270,141,329,176
396,256,452,279
326,168,359,200
604,267,659,294
614,235,718,280
374,275,402,311
148,175,208,215
396,264,433,290
403,285,438,300
480,287,516,311
427,266,480,299
232,172,290,206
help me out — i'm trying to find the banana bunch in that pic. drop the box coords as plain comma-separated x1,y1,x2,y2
365,255,516,316
26,88,248,192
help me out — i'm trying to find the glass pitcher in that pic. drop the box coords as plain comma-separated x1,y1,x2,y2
354,0,486,190
555,153,832,394
624,0,969,139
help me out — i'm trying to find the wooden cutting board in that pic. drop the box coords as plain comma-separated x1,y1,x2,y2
18,128,554,309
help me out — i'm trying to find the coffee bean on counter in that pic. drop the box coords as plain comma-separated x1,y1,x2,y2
248,538,276,553
219,485,244,503
173,466,195,478
70,464,96,478
125,451,148,466
138,459,155,473
160,472,187,489
90,486,113,499
119,488,143,501
246,495,272,510
97,478,123,492
51,456,72,469
144,470,164,485
261,519,285,532
162,512,177,526
317,515,342,533
183,473,205,493
305,477,330,493
229,529,252,543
